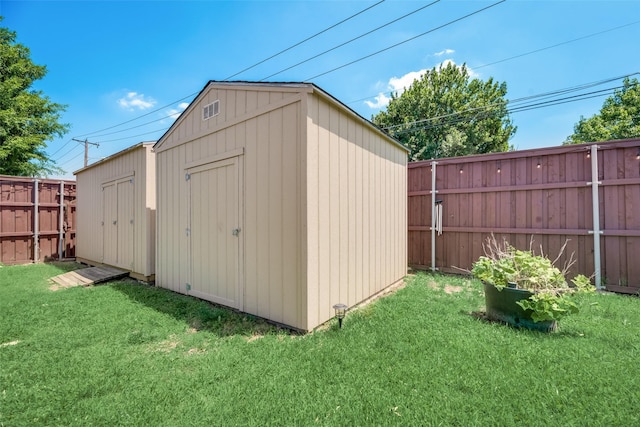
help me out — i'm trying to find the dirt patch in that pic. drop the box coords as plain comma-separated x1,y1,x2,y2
427,280,464,294
245,334,264,343
186,347,206,355
444,285,464,294
150,336,181,353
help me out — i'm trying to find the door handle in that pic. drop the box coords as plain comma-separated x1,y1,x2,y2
232,228,241,236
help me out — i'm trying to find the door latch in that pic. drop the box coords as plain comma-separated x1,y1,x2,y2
232,228,241,236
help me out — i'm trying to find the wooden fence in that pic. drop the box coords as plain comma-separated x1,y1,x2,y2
0,175,76,265
408,138,640,294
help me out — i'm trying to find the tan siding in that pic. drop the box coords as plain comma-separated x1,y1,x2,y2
156,83,406,332
156,84,304,329
305,93,408,329
75,143,155,278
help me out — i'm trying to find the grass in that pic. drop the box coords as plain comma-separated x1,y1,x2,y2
1,263,639,426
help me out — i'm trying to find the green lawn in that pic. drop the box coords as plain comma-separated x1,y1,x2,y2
1,262,639,426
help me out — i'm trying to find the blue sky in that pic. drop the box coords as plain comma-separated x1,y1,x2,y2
2,0,639,178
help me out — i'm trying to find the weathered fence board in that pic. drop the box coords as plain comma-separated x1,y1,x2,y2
0,175,76,264
408,138,640,294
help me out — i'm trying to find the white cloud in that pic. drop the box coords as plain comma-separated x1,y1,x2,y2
364,61,480,110
365,92,392,109
118,92,156,111
434,48,455,56
364,69,427,110
167,102,189,119
389,69,428,93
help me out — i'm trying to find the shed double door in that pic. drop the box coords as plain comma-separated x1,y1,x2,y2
102,176,134,269
187,157,242,310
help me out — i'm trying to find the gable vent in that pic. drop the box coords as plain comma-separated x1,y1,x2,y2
203,100,220,120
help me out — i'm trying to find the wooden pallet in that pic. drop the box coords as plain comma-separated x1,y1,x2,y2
50,266,129,289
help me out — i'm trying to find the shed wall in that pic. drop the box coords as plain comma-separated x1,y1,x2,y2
75,144,155,277
155,86,305,329
305,93,408,329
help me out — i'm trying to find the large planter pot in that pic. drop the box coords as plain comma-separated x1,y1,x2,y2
483,282,557,332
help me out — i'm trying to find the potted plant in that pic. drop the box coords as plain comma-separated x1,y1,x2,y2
471,235,594,332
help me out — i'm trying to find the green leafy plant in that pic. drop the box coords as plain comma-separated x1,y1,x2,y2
471,235,594,323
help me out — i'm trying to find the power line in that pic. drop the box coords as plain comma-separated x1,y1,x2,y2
381,72,638,131
72,1,386,140
53,143,83,162
387,84,626,136
87,111,179,139
306,0,506,80
67,1,633,150
57,150,85,169
74,92,198,138
93,128,168,144
347,20,640,107
225,0,386,80
48,138,74,157
260,0,441,81
473,20,640,70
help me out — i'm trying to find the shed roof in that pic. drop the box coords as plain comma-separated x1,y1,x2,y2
73,142,154,176
153,81,408,153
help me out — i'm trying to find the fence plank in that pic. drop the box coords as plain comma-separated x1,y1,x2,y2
408,138,640,293
0,175,76,264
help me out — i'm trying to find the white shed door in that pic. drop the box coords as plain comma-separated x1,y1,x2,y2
188,157,242,310
102,177,134,270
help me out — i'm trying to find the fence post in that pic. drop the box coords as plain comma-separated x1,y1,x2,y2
59,180,65,259
33,178,39,263
431,160,438,272
588,144,603,290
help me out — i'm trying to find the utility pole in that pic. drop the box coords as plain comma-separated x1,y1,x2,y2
72,138,100,167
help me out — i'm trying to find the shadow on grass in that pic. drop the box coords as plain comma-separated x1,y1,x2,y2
109,279,298,338
468,310,586,338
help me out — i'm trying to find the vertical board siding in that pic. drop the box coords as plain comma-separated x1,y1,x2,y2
408,139,640,292
0,176,76,264
305,94,407,329
156,83,407,331
75,144,155,277
156,86,303,329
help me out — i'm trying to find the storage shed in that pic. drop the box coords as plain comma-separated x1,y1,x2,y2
74,142,156,281
154,81,407,331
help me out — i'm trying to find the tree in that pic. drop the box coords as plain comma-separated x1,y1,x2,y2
0,18,68,176
372,62,516,161
564,77,640,144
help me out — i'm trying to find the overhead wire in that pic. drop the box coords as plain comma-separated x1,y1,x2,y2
381,72,639,132
225,0,386,80
93,128,168,144
53,143,83,163
473,20,640,70
82,0,502,146
57,150,85,169
63,1,634,154
387,84,628,136
306,0,506,80
259,0,441,81
73,92,199,138
348,20,640,107
71,0,386,141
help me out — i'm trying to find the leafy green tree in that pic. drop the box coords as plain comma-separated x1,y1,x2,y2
372,62,516,161
564,77,640,144
0,18,68,176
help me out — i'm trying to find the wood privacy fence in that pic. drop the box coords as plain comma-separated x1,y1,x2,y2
408,138,640,294
0,175,76,265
